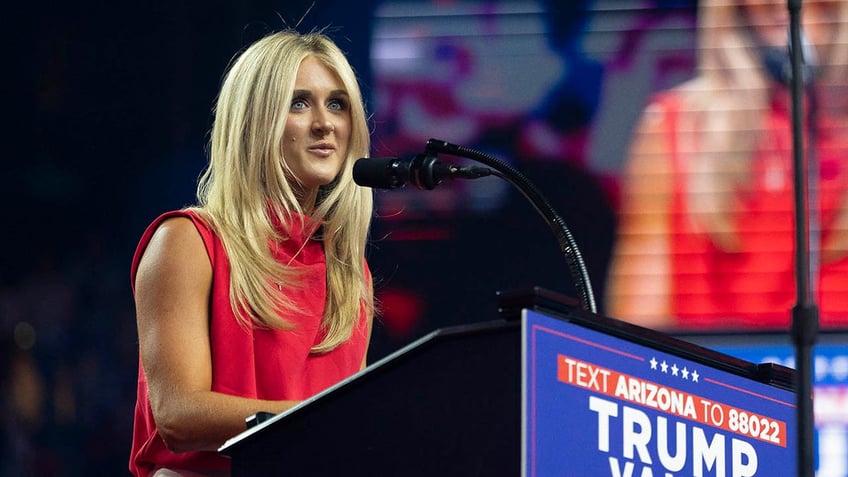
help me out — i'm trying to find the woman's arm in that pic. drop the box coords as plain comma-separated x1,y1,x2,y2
134,217,300,453
605,104,675,329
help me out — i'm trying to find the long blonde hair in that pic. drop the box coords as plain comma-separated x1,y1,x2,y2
675,0,848,250
191,29,373,353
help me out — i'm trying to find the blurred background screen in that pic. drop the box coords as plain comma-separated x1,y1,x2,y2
6,0,847,474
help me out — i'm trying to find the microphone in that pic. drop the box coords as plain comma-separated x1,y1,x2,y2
761,28,819,86
353,154,492,190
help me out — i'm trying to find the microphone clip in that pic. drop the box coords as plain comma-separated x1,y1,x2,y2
404,153,444,190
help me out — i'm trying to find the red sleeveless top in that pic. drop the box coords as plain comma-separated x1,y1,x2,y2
128,210,369,476
657,91,848,329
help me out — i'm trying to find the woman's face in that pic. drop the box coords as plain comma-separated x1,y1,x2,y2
282,55,352,190
740,0,842,51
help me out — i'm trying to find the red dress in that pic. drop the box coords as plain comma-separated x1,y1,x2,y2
128,210,369,476
656,91,848,329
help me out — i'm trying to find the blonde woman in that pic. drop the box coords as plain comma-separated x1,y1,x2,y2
129,30,374,477
607,0,848,330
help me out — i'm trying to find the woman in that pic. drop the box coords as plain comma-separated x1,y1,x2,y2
129,30,375,476
606,0,848,330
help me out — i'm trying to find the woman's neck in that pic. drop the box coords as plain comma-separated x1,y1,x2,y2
293,185,318,213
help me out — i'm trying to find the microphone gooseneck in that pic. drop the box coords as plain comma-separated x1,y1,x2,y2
354,139,597,314
425,139,597,314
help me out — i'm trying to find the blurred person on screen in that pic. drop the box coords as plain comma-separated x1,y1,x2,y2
606,0,848,330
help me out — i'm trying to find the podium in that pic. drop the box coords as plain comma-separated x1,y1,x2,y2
219,288,797,476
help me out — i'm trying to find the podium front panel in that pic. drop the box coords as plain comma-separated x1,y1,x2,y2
221,320,522,476
523,309,797,476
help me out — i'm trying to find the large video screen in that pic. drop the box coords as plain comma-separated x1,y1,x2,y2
364,0,848,348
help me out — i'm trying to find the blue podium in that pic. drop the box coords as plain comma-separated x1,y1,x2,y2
219,288,796,476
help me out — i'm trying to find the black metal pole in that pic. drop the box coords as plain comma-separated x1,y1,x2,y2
786,0,818,476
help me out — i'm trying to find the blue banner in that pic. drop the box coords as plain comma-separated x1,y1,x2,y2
523,310,797,476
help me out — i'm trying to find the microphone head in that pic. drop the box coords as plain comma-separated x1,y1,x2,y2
353,157,404,189
760,29,819,86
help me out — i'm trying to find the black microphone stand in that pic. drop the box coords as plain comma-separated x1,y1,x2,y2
787,1,818,476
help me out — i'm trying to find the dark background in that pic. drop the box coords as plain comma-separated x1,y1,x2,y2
3,1,697,474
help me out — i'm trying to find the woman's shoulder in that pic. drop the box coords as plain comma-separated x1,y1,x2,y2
131,210,216,285
625,88,692,178
151,209,217,242
641,77,707,115
153,214,201,241
642,87,687,119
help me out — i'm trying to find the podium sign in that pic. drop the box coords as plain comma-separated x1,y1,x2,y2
523,309,797,476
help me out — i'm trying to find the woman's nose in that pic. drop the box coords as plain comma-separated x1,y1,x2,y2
311,110,334,136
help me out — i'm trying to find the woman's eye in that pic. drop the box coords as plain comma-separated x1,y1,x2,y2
328,99,348,111
291,99,308,110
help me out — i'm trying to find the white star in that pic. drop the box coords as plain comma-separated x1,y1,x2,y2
682,367,690,380
650,357,658,370
671,364,679,376
692,370,700,382
661,360,669,373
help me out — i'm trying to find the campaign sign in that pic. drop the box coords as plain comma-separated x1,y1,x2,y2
522,310,797,477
